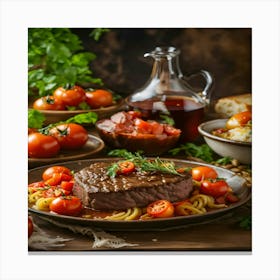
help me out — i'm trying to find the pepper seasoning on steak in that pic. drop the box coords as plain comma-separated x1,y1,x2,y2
73,161,193,211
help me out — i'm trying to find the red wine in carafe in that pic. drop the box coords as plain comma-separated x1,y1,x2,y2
129,96,205,142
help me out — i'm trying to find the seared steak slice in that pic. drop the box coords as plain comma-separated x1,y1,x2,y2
73,162,193,211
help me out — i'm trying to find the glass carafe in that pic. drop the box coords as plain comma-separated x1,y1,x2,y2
125,46,213,142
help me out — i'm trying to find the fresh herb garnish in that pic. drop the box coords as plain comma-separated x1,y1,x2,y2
107,149,182,178
169,143,214,162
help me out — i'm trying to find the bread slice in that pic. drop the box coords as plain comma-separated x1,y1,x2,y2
214,93,252,117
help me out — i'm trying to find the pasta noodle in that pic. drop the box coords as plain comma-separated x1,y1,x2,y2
35,197,55,211
104,207,142,221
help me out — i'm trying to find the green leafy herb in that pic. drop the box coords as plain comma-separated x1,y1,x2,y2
159,114,175,126
28,28,105,97
65,112,98,125
107,149,182,178
169,143,214,162
239,216,251,230
89,28,110,41
214,157,233,165
28,109,46,129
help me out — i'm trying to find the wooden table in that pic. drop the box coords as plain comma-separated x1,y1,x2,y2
29,200,251,252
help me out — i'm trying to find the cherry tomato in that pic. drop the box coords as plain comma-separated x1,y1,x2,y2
85,89,113,109
200,179,230,198
49,196,82,216
28,217,34,238
28,132,60,158
49,123,88,149
60,181,74,192
53,85,86,107
117,161,135,175
42,166,72,181
191,166,218,181
226,111,252,129
33,96,65,111
147,200,174,218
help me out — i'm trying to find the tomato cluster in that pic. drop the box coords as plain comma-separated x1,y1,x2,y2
33,85,114,111
28,166,82,216
28,123,88,158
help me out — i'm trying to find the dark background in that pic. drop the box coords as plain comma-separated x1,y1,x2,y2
72,28,251,103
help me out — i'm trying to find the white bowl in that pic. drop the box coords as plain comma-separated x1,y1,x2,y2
198,119,252,164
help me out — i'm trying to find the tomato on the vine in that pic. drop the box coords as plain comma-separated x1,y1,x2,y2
49,196,82,216
33,96,65,111
191,166,218,181
200,179,230,198
147,200,174,218
49,123,88,149
28,133,60,158
85,89,113,109
53,85,86,107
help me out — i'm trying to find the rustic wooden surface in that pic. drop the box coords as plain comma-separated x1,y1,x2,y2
29,200,251,252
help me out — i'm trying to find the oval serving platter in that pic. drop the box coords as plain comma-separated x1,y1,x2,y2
28,135,105,168
28,158,251,231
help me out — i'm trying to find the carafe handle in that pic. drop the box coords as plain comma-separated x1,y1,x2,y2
180,70,213,104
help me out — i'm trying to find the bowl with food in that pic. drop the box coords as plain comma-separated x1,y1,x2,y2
96,111,181,155
30,86,125,125
198,111,252,164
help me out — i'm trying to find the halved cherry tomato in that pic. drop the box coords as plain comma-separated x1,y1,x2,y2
117,161,135,175
28,217,33,238
49,123,88,150
33,95,66,111
147,200,174,218
191,166,218,181
200,179,230,198
226,111,252,129
28,132,60,158
49,196,82,216
42,166,72,181
53,85,86,107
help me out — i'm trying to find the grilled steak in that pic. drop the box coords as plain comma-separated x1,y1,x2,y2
73,161,193,210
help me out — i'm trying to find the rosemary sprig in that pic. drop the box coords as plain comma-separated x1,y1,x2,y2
107,149,182,177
